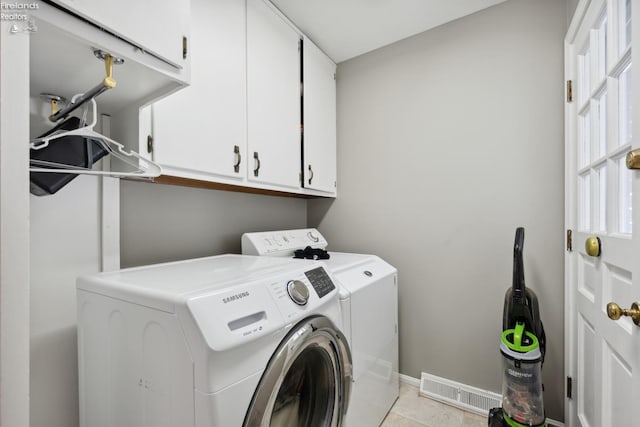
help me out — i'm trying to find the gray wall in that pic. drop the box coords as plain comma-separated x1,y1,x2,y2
567,0,579,25
120,181,307,267
309,0,567,421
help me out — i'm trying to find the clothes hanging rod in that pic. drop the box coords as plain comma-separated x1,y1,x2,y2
48,50,124,122
48,81,110,122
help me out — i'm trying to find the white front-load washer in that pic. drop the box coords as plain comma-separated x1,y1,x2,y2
76,254,351,427
242,229,399,427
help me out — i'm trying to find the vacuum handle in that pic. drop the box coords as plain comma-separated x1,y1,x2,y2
513,227,525,294
514,227,524,254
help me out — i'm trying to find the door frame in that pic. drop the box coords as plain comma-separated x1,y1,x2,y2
564,3,586,425
565,0,640,425
0,21,31,427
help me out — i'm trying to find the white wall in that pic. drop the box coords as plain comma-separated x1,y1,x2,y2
309,0,567,420
30,176,104,427
1,22,31,427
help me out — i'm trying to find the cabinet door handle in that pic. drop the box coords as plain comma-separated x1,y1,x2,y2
253,152,261,177
308,165,314,185
233,145,241,173
183,36,188,60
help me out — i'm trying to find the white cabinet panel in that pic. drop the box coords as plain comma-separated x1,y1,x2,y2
303,38,337,195
151,0,246,180
247,0,301,189
52,0,189,68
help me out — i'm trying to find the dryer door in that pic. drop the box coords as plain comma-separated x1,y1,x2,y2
243,316,352,427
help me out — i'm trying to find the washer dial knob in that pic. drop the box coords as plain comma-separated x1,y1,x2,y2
287,280,309,305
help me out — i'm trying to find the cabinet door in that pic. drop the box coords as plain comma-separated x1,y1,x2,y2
151,0,246,180
247,0,301,189
302,38,337,194
51,0,189,68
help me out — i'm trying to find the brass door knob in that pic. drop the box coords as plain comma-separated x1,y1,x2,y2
607,302,640,326
585,236,601,257
626,148,640,169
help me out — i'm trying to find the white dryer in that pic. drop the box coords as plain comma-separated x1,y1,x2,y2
242,229,399,427
76,254,352,427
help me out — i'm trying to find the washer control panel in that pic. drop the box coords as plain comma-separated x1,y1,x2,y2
266,266,337,321
305,266,336,298
287,280,310,305
187,263,338,351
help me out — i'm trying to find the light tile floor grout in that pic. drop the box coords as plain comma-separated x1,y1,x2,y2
381,382,487,427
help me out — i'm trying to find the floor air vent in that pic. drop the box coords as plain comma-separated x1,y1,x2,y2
419,372,502,416
417,373,563,426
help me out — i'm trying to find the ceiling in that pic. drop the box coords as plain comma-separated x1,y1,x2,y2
270,0,509,63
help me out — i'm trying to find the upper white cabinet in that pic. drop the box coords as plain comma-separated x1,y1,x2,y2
150,0,247,181
302,38,337,194
247,0,301,190
50,0,189,69
129,0,336,197
29,1,189,127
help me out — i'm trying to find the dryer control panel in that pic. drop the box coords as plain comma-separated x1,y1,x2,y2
242,228,328,256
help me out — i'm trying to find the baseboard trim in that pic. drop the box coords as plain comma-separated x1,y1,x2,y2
399,373,421,387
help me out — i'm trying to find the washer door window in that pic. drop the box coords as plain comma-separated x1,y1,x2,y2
243,316,352,427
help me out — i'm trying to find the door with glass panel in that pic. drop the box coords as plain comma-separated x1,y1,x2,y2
565,0,638,426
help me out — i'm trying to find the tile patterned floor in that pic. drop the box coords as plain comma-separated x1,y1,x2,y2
381,382,487,427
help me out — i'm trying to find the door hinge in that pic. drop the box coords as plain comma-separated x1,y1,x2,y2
183,36,188,60
567,376,573,399
567,229,573,252
147,135,154,154
566,80,573,103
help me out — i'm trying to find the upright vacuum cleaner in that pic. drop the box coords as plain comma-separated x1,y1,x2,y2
488,227,546,427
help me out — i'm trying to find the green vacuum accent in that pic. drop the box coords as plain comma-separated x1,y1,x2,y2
504,412,547,427
501,321,539,353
